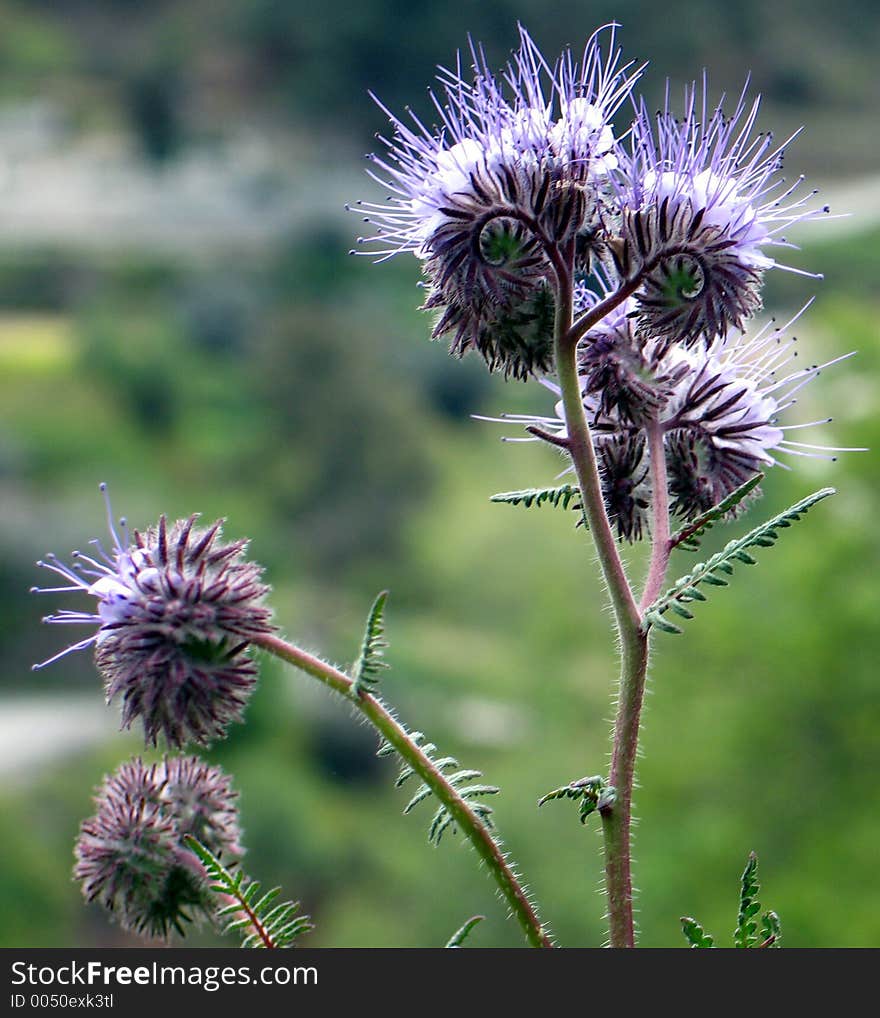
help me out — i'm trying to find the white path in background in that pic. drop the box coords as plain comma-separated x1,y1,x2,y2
0,100,877,253
0,695,128,782
0,102,353,254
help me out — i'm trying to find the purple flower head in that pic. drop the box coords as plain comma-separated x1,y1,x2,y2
613,81,831,349
354,24,642,378
489,303,855,534
597,433,652,541
74,756,242,939
661,305,856,516
32,485,273,748
574,280,689,426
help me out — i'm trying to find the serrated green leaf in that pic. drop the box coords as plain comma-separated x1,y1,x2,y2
538,775,605,824
645,488,835,635
735,852,761,948
352,590,390,695
670,473,764,551
447,769,483,786
681,916,715,948
429,805,456,845
701,573,728,586
760,910,781,948
459,784,501,800
646,610,682,634
490,484,582,511
184,836,312,949
374,724,502,846
403,784,433,814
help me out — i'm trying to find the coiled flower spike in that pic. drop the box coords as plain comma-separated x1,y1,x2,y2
613,80,832,349
354,24,643,379
488,302,858,533
32,485,273,748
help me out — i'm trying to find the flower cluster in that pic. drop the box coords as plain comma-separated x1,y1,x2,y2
33,486,273,747
358,26,848,539
499,294,851,539
358,30,830,379
74,756,242,938
356,25,641,378
612,85,830,348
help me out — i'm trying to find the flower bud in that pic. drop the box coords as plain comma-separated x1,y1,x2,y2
74,756,242,938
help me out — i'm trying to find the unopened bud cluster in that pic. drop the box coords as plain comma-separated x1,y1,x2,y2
74,756,242,938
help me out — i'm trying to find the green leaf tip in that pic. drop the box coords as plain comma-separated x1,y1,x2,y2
735,851,761,948
645,487,835,636
445,915,486,948
538,775,607,823
680,916,715,948
682,852,780,948
670,472,765,551
184,836,313,949
490,484,582,512
382,730,500,845
352,589,390,695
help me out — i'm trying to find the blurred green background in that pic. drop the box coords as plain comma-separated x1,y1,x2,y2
1,0,878,948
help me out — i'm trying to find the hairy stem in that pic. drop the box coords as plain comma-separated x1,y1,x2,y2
551,274,649,947
640,419,672,610
600,632,648,948
553,278,641,632
600,421,671,946
254,632,553,949
564,275,641,349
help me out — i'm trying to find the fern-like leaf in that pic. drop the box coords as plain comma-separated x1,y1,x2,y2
735,851,761,948
645,487,835,635
682,853,779,949
445,915,485,948
185,836,313,949
352,590,389,695
380,731,500,845
680,916,715,948
538,775,607,824
490,484,582,512
670,473,764,551
759,910,782,948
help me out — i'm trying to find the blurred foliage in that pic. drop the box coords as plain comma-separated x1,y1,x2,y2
3,0,879,172
0,0,878,949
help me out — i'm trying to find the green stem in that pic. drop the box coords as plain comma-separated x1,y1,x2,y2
640,419,672,610
600,631,649,948
254,632,554,949
595,419,672,945
552,274,651,948
553,278,641,633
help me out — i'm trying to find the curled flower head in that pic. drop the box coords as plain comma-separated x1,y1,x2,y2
74,756,242,938
598,433,651,541
354,25,641,378
490,303,854,534
574,285,688,425
613,82,831,349
660,306,856,517
32,485,273,748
